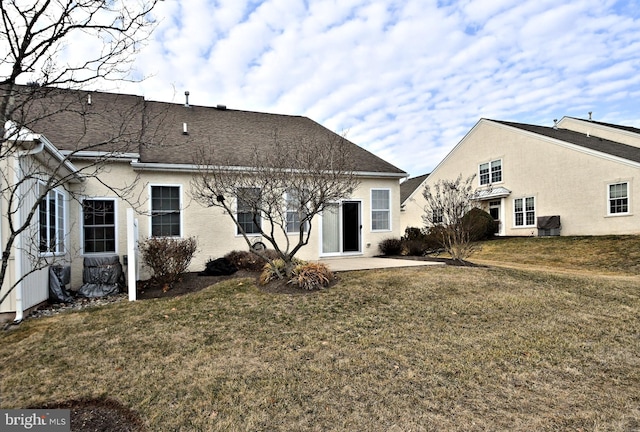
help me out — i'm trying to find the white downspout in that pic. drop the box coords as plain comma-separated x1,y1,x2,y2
12,140,45,324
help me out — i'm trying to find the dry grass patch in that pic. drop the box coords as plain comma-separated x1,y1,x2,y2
473,235,640,275
1,264,639,431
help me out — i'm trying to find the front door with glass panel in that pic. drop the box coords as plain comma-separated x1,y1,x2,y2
489,199,501,234
322,201,361,254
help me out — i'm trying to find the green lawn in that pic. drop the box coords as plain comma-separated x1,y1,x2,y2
1,237,639,431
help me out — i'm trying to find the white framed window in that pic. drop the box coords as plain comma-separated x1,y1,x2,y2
286,189,309,234
151,185,181,237
237,187,261,235
514,196,535,227
82,199,116,253
371,189,391,231
39,187,65,254
479,159,502,185
432,208,444,224
608,182,629,215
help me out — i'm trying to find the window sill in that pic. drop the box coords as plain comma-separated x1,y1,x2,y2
605,213,632,218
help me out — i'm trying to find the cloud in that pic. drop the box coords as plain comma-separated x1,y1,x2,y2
120,0,640,176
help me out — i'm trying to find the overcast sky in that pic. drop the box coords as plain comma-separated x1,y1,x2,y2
121,0,640,177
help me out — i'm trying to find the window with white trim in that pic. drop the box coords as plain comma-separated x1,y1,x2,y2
151,185,181,237
39,188,65,254
479,159,502,185
371,189,391,231
514,196,535,227
237,188,261,235
432,208,444,224
286,189,309,234
83,199,116,253
608,182,629,215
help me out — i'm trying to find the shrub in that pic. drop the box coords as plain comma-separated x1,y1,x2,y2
289,262,334,290
401,227,441,256
224,249,279,272
462,208,497,241
259,257,306,285
422,225,448,253
378,238,404,256
139,237,198,291
403,239,428,256
402,227,428,242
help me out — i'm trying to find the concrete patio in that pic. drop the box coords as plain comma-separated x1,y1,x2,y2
320,257,444,272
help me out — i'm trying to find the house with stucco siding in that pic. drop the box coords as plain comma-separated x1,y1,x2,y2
401,116,640,237
1,86,407,321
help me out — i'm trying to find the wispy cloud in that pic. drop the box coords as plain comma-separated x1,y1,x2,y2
123,0,640,176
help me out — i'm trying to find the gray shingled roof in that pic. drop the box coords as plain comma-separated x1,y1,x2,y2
139,100,406,174
16,86,406,175
400,173,429,203
493,120,640,164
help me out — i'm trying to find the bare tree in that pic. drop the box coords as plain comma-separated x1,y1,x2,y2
191,131,360,279
0,1,160,312
422,174,483,261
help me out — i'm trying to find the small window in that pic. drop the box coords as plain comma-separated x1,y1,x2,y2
371,189,391,231
479,159,502,185
237,188,261,235
514,196,535,227
609,182,629,215
83,199,116,253
432,208,444,224
39,188,65,254
286,189,309,234
151,186,181,237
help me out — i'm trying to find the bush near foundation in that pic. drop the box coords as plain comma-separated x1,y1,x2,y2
224,249,279,272
139,237,198,291
378,238,404,256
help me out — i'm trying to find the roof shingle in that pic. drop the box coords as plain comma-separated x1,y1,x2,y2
493,120,640,164
16,86,406,175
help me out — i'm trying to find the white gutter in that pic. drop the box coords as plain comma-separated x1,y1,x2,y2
60,150,140,162
130,161,408,179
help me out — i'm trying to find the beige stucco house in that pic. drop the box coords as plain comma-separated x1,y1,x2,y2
401,116,640,237
1,87,407,321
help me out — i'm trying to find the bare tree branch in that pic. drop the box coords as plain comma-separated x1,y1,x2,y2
422,174,484,261
0,0,160,313
191,131,360,278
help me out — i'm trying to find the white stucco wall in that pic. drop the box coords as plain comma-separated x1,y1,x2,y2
67,162,403,288
401,119,640,238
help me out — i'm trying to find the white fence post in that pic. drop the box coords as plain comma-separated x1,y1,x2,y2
126,208,137,301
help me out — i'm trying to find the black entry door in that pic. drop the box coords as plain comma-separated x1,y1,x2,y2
342,202,361,253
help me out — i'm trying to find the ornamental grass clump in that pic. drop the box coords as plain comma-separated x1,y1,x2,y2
259,258,305,285
259,259,333,290
289,262,334,290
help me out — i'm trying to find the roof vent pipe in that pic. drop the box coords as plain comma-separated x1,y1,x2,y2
183,122,188,135
184,91,190,107
87,94,92,105
553,119,558,130
588,111,592,121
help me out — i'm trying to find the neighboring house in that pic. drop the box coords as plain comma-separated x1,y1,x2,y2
401,116,640,237
1,87,407,320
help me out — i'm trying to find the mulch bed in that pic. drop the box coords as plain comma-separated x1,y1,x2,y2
35,398,146,432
